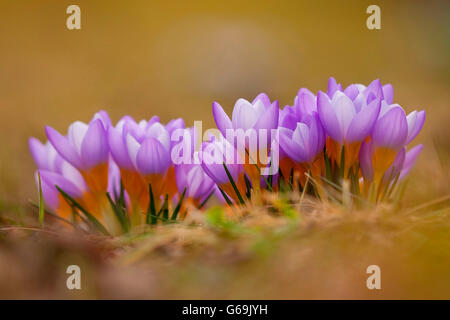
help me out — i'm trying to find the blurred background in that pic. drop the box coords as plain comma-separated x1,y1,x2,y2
0,0,449,209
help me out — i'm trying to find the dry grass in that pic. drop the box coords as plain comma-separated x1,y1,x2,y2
0,191,448,299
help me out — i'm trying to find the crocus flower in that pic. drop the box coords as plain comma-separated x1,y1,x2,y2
38,170,87,219
170,127,216,205
368,104,425,181
29,137,88,218
108,116,146,210
277,88,319,183
175,164,215,205
165,118,185,141
280,88,317,129
327,77,391,105
110,116,172,210
45,111,111,195
200,135,246,204
29,138,65,173
279,113,325,165
359,138,407,198
317,90,381,145
212,93,279,189
377,103,426,146
163,118,186,197
317,89,381,171
213,93,279,142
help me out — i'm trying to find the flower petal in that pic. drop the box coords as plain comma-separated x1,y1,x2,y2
126,134,141,169
40,170,84,199
108,127,134,170
346,98,381,142
406,110,425,144
317,91,343,143
46,126,83,169
359,140,374,181
92,110,112,129
382,84,394,104
68,121,88,156
165,118,185,135
232,99,258,130
279,128,307,163
136,137,170,175
212,101,232,136
327,77,342,98
80,119,109,169
383,148,406,183
295,88,317,117
344,84,360,101
146,122,170,151
372,106,408,149
254,100,279,131
29,138,50,171
332,92,356,140
252,92,271,107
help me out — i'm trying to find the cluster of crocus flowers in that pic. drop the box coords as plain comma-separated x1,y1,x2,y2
29,77,425,233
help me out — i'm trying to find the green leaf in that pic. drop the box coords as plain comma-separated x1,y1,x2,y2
244,174,252,199
218,187,233,206
222,163,245,205
30,201,76,228
289,167,294,191
37,172,44,227
55,185,110,236
162,194,169,221
171,187,186,221
106,192,129,233
198,190,215,209
267,172,273,191
277,168,284,191
146,184,157,224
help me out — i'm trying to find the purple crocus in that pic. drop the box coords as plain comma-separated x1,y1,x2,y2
327,77,392,105
213,93,279,139
171,127,216,205
165,118,185,138
212,93,279,189
377,102,426,146
279,113,325,164
37,170,86,218
359,138,408,188
29,138,65,173
108,116,171,205
200,135,246,204
372,106,409,150
163,117,186,197
45,111,111,194
108,116,171,174
29,137,88,217
326,77,425,149
175,164,215,205
317,90,381,145
124,122,171,177
281,88,317,126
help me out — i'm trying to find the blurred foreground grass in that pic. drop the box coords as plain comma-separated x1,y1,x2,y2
0,191,448,299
